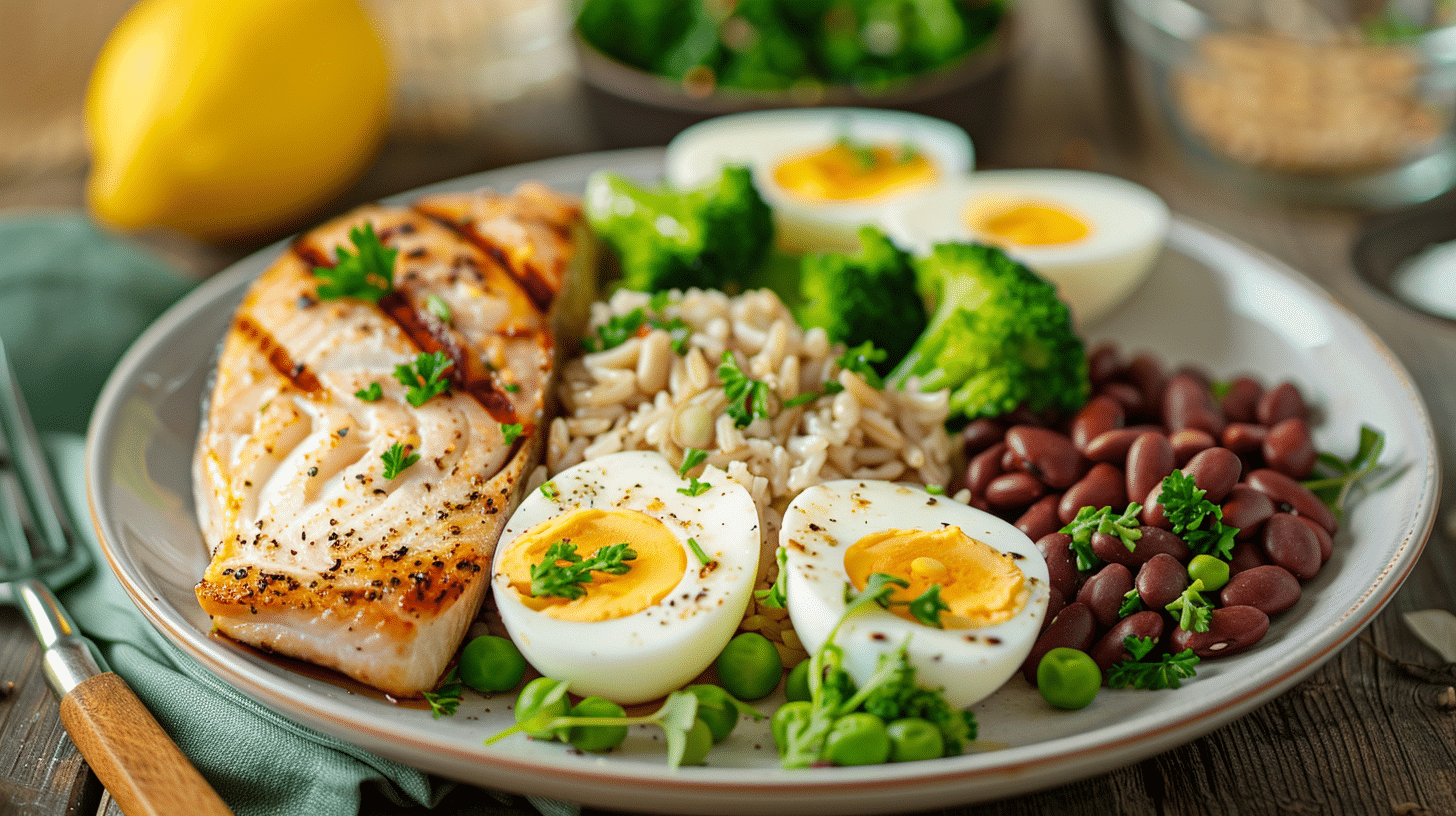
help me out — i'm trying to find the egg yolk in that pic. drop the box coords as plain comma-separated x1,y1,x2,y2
773,141,938,202
497,508,686,622
843,526,1028,628
965,200,1090,246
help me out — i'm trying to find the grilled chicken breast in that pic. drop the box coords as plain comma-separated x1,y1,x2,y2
194,183,592,696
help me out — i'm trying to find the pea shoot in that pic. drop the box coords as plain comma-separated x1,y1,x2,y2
394,351,453,407
381,443,418,479
755,547,789,609
313,222,396,303
529,541,636,600
677,448,713,497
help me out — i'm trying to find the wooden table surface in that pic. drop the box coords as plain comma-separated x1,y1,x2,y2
3,1,1455,814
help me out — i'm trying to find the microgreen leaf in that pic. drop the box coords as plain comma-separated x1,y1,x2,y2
381,443,418,479
676,448,712,496
754,547,789,609
529,541,636,600
583,309,647,353
422,668,463,718
1302,424,1392,518
1158,471,1238,558
539,480,559,501
836,341,886,388
355,382,383,401
1058,504,1142,571
394,351,453,407
907,584,952,628
719,352,771,428
313,222,396,302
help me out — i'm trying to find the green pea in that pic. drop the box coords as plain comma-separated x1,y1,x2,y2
770,700,813,753
565,696,628,752
685,684,739,743
886,718,945,762
458,635,527,693
514,676,571,739
784,659,812,703
1187,554,1230,591
824,712,890,766
715,632,783,701
1036,647,1101,710
679,718,714,766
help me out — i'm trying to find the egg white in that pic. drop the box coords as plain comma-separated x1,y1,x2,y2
782,480,1050,709
664,108,974,254
878,169,1170,327
491,450,760,705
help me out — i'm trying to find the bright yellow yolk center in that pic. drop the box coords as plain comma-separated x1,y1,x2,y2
773,142,938,202
965,201,1090,246
498,508,686,622
843,526,1028,628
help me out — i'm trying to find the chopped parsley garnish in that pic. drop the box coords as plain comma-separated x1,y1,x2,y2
539,481,559,501
500,423,524,445
1107,641,1200,690
1118,587,1145,618
755,547,789,609
686,537,712,567
529,541,637,600
394,351,453,407
425,294,452,325
1059,502,1142,571
783,381,844,409
381,443,419,479
354,382,383,401
582,309,647,353
676,448,712,496
926,484,945,496
836,341,886,388
313,222,396,303
864,572,952,628
719,352,771,428
502,382,520,393
1165,579,1212,633
1158,471,1237,559
422,667,463,718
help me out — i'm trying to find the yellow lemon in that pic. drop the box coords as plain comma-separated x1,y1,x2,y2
84,0,390,243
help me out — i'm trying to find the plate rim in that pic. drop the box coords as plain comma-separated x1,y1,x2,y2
83,148,1440,813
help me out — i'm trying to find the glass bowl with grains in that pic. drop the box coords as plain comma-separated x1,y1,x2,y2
1113,0,1456,206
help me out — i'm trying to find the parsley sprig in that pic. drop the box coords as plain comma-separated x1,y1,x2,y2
1302,424,1392,518
582,293,693,355
1158,472,1238,559
422,667,463,718
381,443,418,479
500,423,524,445
313,223,396,303
676,448,713,497
755,547,789,609
1165,579,1213,633
836,341,886,388
529,541,637,600
1106,637,1201,690
719,352,771,428
394,351,453,407
862,572,953,628
354,382,383,401
1059,503,1143,571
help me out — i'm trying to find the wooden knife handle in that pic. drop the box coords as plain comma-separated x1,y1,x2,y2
58,672,234,816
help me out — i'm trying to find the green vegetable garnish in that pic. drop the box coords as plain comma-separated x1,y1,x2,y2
582,308,647,353
1302,424,1392,518
795,231,924,378
354,382,383,401
539,480,560,501
686,537,712,567
1107,644,1200,691
425,294,452,324
529,541,637,600
381,443,418,479
394,351,453,407
677,448,713,496
1059,503,1142,571
755,547,789,609
1118,587,1145,618
313,222,396,303
719,351,771,428
1165,579,1212,633
1157,472,1237,559
421,667,463,718
500,423,523,445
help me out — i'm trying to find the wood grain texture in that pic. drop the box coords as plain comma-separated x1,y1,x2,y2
57,673,233,816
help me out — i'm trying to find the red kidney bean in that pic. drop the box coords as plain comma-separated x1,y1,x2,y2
1072,395,1124,452
1292,513,1334,563
1126,432,1174,503
1098,381,1148,417
1182,446,1242,503
1163,373,1224,436
962,418,1006,455
1036,533,1081,599
1058,463,1127,525
1140,483,1171,529
1169,428,1217,465
1220,565,1301,614
1256,382,1307,426
1021,602,1096,684
1084,427,1144,463
1245,468,1336,535
1136,553,1188,609
1087,342,1123,387
1089,611,1166,671
1227,541,1268,575
985,472,1046,509
1077,562,1134,628
1016,494,1064,544
1170,606,1269,658
1220,422,1269,454
1221,376,1263,424
966,441,1007,497
1041,586,1067,635
1127,354,1167,410
1005,426,1084,489
1221,484,1275,539
1260,512,1322,581
1091,526,1190,569
1263,417,1316,479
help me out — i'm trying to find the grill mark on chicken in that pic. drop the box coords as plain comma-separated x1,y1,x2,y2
418,209,555,314
233,314,322,394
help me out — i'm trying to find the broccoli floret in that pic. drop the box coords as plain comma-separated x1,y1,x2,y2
888,242,1089,424
583,165,774,294
792,227,928,375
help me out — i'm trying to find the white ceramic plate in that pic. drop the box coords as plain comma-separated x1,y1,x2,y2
86,148,1438,815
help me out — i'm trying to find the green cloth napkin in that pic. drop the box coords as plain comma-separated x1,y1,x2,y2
4,212,579,816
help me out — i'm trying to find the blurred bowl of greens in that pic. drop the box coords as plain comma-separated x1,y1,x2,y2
573,0,1014,148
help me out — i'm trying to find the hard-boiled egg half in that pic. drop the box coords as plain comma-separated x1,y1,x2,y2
664,108,974,254
879,169,1170,326
491,451,760,704
782,480,1050,709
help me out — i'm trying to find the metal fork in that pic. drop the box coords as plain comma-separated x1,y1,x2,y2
0,337,234,816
